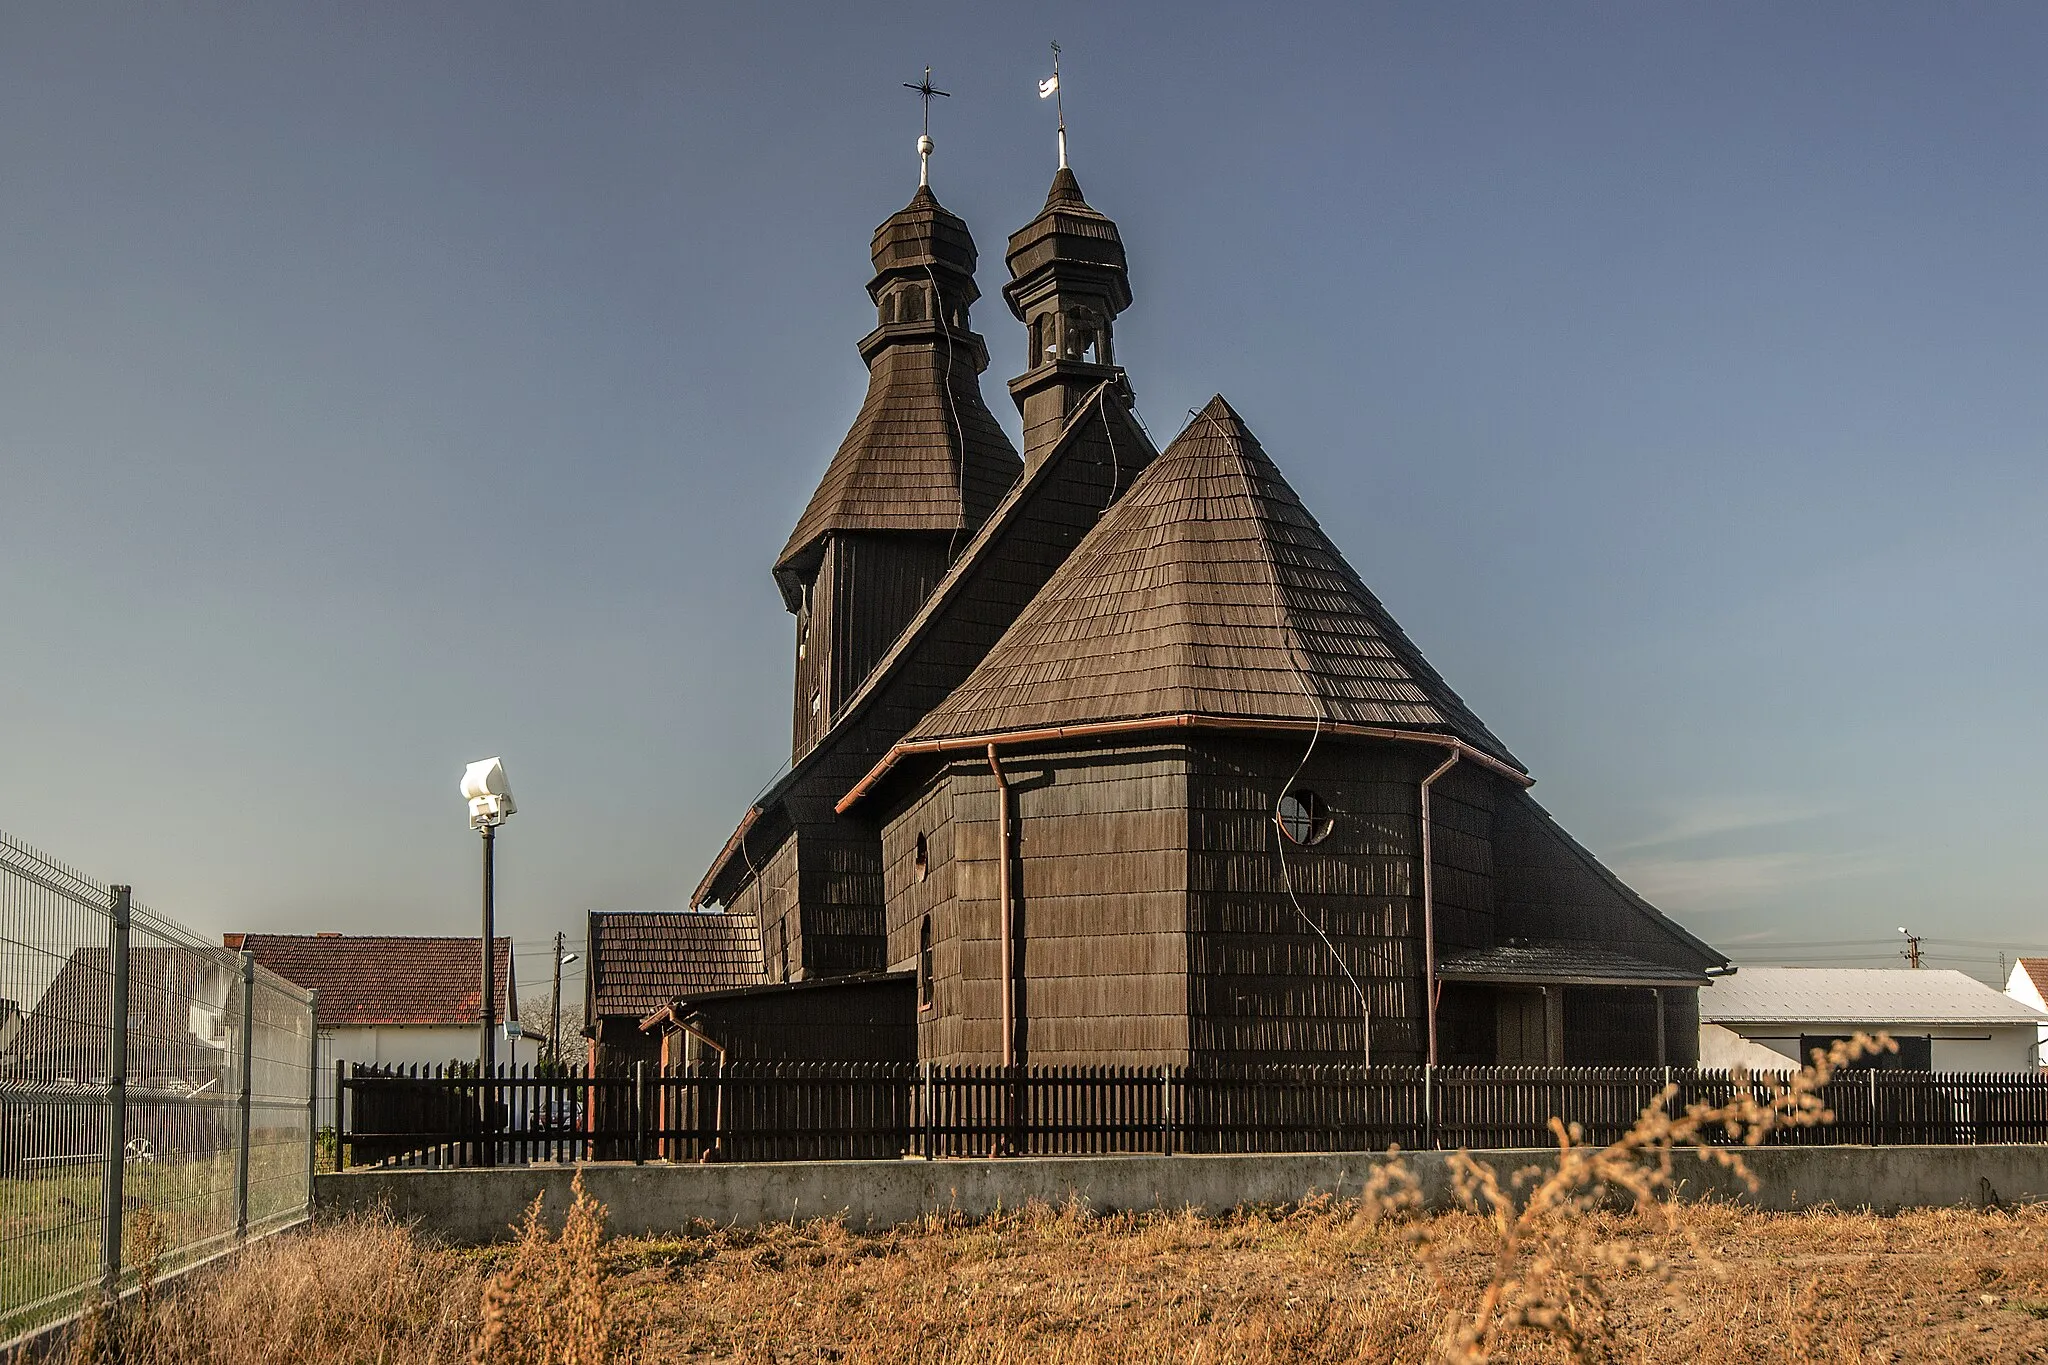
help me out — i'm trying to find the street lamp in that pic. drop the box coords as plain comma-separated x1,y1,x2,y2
460,758,516,1145
550,935,580,1065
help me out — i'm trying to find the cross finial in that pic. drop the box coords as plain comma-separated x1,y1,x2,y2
904,66,950,188
1047,42,1066,169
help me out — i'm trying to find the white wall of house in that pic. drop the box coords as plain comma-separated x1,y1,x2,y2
1708,1021,2038,1072
325,1023,539,1070
2005,963,2048,1068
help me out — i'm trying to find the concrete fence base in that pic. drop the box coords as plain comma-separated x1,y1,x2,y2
315,1145,2048,1245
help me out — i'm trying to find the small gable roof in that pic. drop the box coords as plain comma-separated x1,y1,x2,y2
588,911,762,1019
896,395,1519,768
238,934,513,1029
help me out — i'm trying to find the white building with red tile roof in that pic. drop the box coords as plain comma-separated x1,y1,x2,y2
2005,959,2048,1070
227,933,538,1122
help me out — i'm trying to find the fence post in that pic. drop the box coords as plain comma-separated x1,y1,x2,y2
919,1060,931,1159
1160,1066,1175,1156
333,1058,347,1170
235,950,255,1241
633,1060,649,1166
304,990,320,1215
99,885,133,1297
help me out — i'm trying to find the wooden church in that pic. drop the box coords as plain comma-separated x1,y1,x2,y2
664,139,1729,1073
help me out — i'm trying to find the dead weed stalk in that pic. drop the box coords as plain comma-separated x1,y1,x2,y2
1359,1032,1897,1362
471,1167,617,1365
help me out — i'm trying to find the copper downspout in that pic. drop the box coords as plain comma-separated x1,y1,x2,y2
837,713,1531,815
1419,750,1460,1069
986,743,1016,1068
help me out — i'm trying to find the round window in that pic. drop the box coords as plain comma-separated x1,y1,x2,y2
1276,790,1332,845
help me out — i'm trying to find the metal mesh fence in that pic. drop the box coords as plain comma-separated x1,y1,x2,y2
0,830,316,1343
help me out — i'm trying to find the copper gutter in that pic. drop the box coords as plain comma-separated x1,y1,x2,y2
837,714,1530,815
986,743,1017,1068
1418,751,1460,1068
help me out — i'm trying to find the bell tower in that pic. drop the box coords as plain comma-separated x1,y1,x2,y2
1003,166,1133,470
774,172,1022,759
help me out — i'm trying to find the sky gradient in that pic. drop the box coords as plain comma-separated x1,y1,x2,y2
3,4,2044,991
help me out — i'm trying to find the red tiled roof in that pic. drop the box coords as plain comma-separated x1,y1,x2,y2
2020,958,2048,1003
236,935,514,1028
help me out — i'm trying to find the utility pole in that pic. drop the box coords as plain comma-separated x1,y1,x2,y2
550,929,565,1066
1899,926,1923,969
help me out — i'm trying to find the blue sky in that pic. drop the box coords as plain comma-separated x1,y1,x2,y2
2,4,2043,989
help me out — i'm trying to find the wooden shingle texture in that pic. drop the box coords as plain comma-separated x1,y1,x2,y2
777,186,1021,575
587,911,763,1020
906,395,1521,769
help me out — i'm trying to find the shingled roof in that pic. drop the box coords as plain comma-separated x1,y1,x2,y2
775,187,1022,593
587,911,762,1020
898,396,1520,767
236,934,513,1029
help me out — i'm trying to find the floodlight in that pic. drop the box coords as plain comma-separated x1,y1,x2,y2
462,756,517,829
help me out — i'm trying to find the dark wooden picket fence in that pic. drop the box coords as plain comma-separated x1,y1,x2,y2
334,1061,2048,1169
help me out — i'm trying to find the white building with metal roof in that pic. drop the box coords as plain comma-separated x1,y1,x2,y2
1699,967,2046,1072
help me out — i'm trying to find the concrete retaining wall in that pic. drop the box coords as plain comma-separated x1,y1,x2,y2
317,1145,2048,1245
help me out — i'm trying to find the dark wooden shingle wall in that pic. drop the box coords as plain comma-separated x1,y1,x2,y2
1187,737,1432,1065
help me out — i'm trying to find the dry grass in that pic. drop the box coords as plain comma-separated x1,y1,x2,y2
59,1038,2048,1363
55,1195,2048,1364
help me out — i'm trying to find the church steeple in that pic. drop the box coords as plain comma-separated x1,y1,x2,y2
1003,165,1132,470
775,183,1022,757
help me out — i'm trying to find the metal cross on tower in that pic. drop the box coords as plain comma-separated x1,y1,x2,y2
1041,41,1067,169
904,66,950,187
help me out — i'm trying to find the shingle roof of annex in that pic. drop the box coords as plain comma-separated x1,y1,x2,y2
237,935,513,1028
902,395,1520,768
1436,942,1710,986
589,911,762,1020
1701,967,2048,1026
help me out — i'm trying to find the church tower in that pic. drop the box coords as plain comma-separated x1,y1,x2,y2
1003,166,1133,469
775,184,1022,758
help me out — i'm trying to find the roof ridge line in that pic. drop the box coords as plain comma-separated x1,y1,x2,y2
1199,405,1329,728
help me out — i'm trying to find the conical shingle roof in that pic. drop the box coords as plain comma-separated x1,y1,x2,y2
902,396,1522,769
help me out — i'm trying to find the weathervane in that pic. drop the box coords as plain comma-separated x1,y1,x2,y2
1039,41,1066,169
904,66,950,188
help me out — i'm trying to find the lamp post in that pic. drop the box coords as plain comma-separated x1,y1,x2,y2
550,932,579,1066
461,757,516,1164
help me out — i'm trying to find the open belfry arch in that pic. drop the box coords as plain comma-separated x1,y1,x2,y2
685,98,1727,1070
